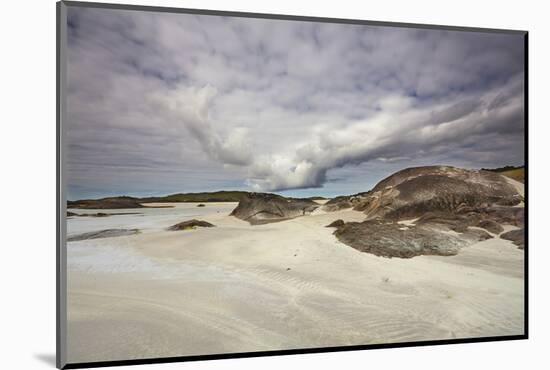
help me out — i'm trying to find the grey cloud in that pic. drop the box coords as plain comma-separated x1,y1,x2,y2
150,85,253,166
428,99,481,126
245,75,524,191
65,6,524,198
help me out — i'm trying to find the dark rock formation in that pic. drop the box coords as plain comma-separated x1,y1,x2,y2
500,229,525,249
414,212,502,235
477,219,504,234
483,207,524,228
328,166,524,258
323,196,355,212
323,166,522,218
66,211,142,218
230,193,319,225
197,204,206,207
167,219,215,230
415,212,472,233
334,220,492,258
326,219,345,228
68,229,140,242
68,196,145,209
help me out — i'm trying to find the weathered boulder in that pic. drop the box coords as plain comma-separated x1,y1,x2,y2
328,166,524,258
500,229,525,249
230,193,319,225
477,219,504,234
167,219,215,230
323,166,522,219
326,219,345,228
322,196,355,212
334,219,492,258
483,207,524,228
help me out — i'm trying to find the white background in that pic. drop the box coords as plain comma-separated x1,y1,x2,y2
1,0,548,369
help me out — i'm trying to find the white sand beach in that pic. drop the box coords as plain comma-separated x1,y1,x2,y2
66,200,524,363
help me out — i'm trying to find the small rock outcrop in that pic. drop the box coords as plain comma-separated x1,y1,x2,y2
500,229,525,249
477,220,504,234
167,219,215,230
326,219,345,228
322,196,354,212
230,193,319,225
68,229,140,242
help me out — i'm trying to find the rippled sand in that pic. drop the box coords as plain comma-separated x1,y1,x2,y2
66,201,524,363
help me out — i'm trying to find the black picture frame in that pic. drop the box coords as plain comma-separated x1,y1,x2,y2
56,1,528,368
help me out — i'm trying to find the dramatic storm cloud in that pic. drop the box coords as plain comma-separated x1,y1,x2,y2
65,6,525,199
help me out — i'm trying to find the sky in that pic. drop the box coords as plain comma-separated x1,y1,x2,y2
65,6,525,200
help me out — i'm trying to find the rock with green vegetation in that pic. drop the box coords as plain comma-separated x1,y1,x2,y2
167,219,215,231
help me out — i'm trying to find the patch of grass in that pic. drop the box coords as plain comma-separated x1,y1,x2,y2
499,168,524,183
481,165,524,183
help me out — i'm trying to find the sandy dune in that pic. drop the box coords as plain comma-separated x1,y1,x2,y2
67,201,524,363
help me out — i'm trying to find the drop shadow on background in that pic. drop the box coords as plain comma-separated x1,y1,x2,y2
34,353,56,367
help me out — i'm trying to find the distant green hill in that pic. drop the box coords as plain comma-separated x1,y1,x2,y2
481,166,524,183
139,191,249,203
68,196,146,209
68,191,249,209
68,191,329,209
